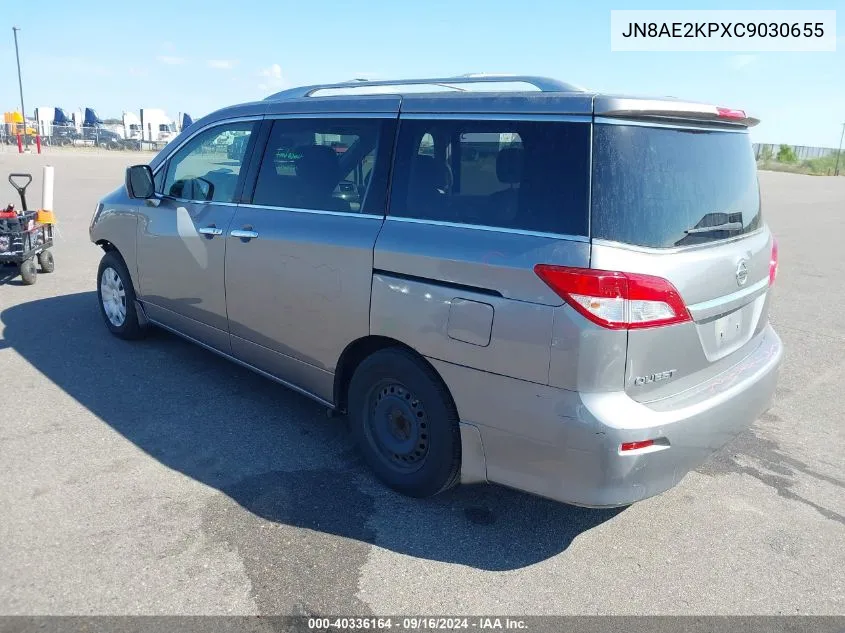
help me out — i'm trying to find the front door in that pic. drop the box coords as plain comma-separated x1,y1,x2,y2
137,120,258,352
224,116,396,402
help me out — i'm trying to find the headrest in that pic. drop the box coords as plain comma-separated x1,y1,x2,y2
496,147,523,185
410,155,451,191
295,145,340,191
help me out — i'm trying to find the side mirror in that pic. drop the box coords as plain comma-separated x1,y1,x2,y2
126,165,155,199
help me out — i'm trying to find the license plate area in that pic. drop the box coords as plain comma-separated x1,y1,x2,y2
714,309,744,349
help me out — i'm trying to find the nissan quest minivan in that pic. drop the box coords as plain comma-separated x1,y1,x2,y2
90,75,783,507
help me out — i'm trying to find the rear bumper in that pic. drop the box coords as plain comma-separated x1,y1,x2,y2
433,324,783,507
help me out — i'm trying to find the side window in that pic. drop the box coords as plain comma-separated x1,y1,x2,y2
251,118,394,214
389,119,590,236
162,122,255,203
153,165,166,194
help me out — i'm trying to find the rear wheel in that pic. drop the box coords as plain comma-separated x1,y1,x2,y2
19,258,37,285
97,251,146,339
348,348,461,497
38,250,54,273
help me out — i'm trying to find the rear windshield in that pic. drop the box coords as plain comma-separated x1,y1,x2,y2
591,124,762,248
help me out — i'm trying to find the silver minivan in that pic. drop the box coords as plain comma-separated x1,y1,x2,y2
90,75,783,507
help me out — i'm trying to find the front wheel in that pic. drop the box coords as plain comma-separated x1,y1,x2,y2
97,251,146,339
20,258,37,285
348,348,461,497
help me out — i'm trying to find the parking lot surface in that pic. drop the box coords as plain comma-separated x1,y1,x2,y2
1,151,843,615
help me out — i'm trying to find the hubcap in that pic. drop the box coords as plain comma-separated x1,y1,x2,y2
100,266,127,327
366,382,429,471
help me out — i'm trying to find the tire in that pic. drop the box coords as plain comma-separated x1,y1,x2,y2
19,258,37,285
348,348,461,497
38,250,55,273
96,251,146,339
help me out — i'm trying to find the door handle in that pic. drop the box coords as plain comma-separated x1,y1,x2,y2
198,226,223,237
231,229,259,240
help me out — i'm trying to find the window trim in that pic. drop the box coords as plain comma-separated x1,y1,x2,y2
400,113,592,123
155,118,262,204
238,203,385,220
386,215,590,242
264,112,396,120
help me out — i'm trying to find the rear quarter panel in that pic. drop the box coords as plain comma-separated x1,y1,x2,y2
371,219,591,385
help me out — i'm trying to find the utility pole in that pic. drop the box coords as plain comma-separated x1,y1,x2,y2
835,122,845,177
12,26,28,149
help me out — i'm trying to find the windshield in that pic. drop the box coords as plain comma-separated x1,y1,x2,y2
591,124,762,248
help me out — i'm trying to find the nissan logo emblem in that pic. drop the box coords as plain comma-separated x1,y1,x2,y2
736,259,749,287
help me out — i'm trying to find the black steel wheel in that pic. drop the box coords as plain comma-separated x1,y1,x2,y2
348,348,461,497
366,380,431,472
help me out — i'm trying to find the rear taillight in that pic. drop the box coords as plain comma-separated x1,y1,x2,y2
769,237,779,285
534,265,691,330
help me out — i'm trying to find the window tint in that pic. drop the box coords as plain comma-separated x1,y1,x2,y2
162,122,255,203
251,118,393,214
389,119,589,236
592,124,762,248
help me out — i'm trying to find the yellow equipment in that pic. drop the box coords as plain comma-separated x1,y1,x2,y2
4,111,36,136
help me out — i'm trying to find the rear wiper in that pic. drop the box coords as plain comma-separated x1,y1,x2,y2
684,222,743,234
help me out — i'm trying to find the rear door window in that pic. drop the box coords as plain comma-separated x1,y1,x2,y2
251,118,394,214
591,124,762,248
389,119,590,236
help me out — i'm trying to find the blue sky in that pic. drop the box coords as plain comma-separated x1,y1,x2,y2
1,0,842,146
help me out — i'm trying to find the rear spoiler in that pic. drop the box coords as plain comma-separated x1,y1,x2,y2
594,96,759,128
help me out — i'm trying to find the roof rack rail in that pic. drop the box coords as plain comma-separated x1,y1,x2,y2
265,75,582,101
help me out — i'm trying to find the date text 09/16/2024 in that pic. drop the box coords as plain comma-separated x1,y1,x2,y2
307,617,529,631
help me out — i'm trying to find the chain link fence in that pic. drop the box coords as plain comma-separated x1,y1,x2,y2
753,143,842,176
753,143,838,161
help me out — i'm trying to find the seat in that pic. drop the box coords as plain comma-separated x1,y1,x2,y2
291,145,351,212
488,146,523,226
407,154,452,220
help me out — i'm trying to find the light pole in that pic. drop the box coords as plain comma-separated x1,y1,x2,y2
12,26,28,149
835,122,845,177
